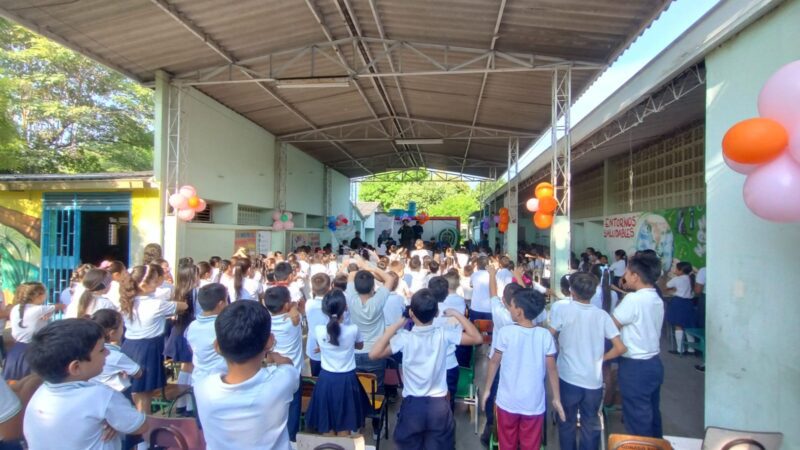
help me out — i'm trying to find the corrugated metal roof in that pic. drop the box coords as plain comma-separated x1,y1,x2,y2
0,0,671,178
0,171,154,182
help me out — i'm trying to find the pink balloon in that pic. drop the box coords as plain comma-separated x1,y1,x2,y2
284,220,295,230
493,215,500,224
743,153,800,222
179,185,196,199
194,198,207,212
758,60,800,130
789,128,800,165
168,193,188,209
273,221,285,231
724,153,759,175
285,212,293,220
177,209,195,221
272,211,282,221
526,198,539,212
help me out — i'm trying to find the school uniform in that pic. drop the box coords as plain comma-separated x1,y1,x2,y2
441,293,466,315
91,343,141,392
484,296,514,428
270,312,303,441
408,270,428,294
164,290,196,366
305,324,368,433
495,268,514,296
590,286,619,312
309,263,327,278
494,324,557,450
390,323,461,449
550,301,620,450
4,304,56,380
346,283,389,392
238,278,264,301
305,297,327,376
185,315,227,386
64,295,117,318
121,294,177,392
0,376,21,441
24,381,145,450
195,365,300,450
666,275,695,327
106,281,121,310
469,270,492,319
613,288,664,438
433,311,463,412
383,293,406,327
610,260,626,285
457,276,473,301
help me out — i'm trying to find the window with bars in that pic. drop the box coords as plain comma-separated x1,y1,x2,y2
237,206,262,225
194,205,212,223
572,166,604,219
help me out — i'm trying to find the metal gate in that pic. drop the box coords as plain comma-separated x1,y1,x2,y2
40,193,131,304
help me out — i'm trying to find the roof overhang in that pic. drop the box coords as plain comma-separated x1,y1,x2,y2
0,172,156,191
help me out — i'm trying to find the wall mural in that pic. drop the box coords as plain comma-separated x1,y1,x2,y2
0,205,41,300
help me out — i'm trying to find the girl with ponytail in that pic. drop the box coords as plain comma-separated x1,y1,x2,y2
4,282,65,380
65,268,116,318
120,264,188,414
164,263,198,414
305,289,368,436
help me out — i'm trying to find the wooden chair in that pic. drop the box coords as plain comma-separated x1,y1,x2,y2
147,416,206,450
300,376,317,430
608,433,673,450
357,372,389,450
702,426,783,450
474,319,493,346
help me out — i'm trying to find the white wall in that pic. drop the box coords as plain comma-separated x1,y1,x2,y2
705,1,800,446
285,144,325,216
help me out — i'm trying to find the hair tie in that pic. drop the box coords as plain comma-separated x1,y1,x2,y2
332,313,339,319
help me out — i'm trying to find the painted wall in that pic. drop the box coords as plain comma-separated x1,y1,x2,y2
330,170,352,219
285,144,324,216
0,191,42,300
130,188,162,265
704,1,800,446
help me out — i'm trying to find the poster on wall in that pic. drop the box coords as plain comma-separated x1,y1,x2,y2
0,205,41,299
234,230,272,256
289,232,321,250
604,205,706,271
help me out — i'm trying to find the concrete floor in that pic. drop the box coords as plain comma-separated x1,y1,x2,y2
362,333,705,449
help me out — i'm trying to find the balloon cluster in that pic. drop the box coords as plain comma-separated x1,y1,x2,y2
416,211,430,224
168,185,207,221
722,60,800,222
497,207,510,233
272,211,294,231
327,214,349,231
526,182,558,229
481,217,490,233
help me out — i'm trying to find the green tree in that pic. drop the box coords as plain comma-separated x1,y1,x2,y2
0,19,153,174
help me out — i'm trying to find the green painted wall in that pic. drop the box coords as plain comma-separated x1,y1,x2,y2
286,144,325,216
705,1,800,446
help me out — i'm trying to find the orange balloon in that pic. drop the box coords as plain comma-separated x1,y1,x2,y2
498,223,508,233
534,212,554,229
498,207,509,216
535,182,554,198
187,196,200,208
538,195,558,214
722,117,788,164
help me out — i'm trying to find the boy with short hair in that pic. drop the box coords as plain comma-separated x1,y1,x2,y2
263,286,303,442
194,301,298,450
306,273,331,376
185,283,229,386
370,289,482,449
24,319,148,450
441,270,466,315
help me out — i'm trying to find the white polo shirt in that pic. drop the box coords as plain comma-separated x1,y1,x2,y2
441,293,466,315
123,295,178,340
696,268,706,292
408,270,429,294
495,268,514,296
613,288,663,359
383,293,406,326
195,365,299,450
469,270,491,313
91,344,140,392
548,298,572,327
64,295,117,318
270,313,303,374
550,301,619,389
24,381,145,450
238,278,264,301
610,259,627,277
432,314,462,370
390,324,461,397
590,287,619,312
10,304,56,343
315,324,362,373
0,376,21,439
186,315,227,386
305,297,327,362
494,325,556,415
489,296,513,358
667,274,693,299
345,283,389,353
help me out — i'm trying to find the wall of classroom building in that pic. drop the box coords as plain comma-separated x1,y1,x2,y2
704,1,800,446
169,86,352,260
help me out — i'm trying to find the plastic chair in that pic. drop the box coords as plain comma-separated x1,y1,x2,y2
608,434,673,450
357,372,389,450
147,416,206,450
702,426,783,450
151,383,195,416
474,319,493,346
455,345,479,434
684,328,705,361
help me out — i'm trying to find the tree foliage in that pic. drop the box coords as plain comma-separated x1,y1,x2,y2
0,19,153,174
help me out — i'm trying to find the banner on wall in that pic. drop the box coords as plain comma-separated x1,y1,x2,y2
604,205,706,271
234,230,272,256
289,231,321,250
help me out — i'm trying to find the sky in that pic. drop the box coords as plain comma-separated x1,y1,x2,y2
505,0,722,182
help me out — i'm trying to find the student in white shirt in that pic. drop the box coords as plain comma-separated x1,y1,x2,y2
590,264,619,312
610,250,627,286
441,271,467,315
264,286,303,443
665,261,697,354
90,309,142,392
306,273,332,377
185,283,229,387
495,256,515,295
24,319,148,450
119,264,188,414
194,301,299,450
370,289,482,449
612,252,665,438
550,273,626,450
458,263,474,301
382,272,406,327
102,260,128,311
65,268,117,319
469,256,492,321
305,290,368,435
0,373,42,444
388,260,412,300
410,239,432,260
428,276,469,412
407,256,428,294
4,282,65,381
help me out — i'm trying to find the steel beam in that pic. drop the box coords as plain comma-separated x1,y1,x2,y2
505,136,519,256
353,170,494,183
550,65,572,292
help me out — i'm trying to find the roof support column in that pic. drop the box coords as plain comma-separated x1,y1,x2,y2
163,82,189,268
153,70,170,254
550,65,572,294
505,137,519,259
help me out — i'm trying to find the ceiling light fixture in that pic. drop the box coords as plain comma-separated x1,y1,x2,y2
394,139,444,145
275,77,351,89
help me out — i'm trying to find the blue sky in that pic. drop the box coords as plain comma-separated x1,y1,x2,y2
509,0,722,178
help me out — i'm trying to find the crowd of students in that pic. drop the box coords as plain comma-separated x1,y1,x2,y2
0,237,704,450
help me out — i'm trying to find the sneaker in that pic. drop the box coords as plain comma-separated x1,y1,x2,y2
480,426,491,447
695,364,705,373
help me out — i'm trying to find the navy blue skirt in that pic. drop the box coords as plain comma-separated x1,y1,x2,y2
122,336,167,392
305,369,369,433
163,325,193,363
666,296,696,328
2,342,30,381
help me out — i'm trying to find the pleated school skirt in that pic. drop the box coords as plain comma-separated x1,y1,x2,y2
2,342,30,381
305,369,369,433
122,336,167,392
666,296,696,328
163,325,193,363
